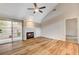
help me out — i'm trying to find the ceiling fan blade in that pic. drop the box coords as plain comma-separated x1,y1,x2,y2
39,6,46,9
27,8,34,10
33,11,35,14
39,10,43,13
34,3,37,7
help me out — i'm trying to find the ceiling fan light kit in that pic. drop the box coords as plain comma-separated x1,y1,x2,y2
27,3,46,14
34,8,39,12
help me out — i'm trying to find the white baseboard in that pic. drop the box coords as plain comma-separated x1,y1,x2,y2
41,35,66,41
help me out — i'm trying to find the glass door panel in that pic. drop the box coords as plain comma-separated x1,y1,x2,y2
0,20,12,44
0,20,22,44
13,21,22,41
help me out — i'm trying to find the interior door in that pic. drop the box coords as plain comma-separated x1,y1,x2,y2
66,18,78,43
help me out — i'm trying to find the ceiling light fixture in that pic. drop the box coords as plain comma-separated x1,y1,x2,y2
34,8,39,12
27,3,46,14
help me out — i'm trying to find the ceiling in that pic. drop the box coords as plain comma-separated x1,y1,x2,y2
0,3,57,23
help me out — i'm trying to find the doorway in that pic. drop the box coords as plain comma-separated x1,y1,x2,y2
66,18,78,43
0,19,23,44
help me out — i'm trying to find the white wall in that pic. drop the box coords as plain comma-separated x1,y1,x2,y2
41,14,66,41
42,20,65,40
41,4,79,41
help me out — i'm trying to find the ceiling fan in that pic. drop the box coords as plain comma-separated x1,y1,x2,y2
27,3,46,14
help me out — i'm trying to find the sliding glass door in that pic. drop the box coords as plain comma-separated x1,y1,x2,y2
13,21,22,42
0,19,22,44
0,20,12,44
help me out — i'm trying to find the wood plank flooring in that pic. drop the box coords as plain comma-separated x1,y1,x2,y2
0,37,79,55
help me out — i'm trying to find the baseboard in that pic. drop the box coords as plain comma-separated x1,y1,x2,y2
37,36,66,41
46,37,66,41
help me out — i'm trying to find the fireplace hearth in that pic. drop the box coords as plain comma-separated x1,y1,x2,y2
26,32,34,39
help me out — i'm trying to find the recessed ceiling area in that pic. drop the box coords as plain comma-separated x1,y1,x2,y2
0,3,57,23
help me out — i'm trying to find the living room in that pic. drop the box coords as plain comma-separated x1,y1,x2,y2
0,3,79,55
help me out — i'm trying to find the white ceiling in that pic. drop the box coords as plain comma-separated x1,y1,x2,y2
0,3,57,23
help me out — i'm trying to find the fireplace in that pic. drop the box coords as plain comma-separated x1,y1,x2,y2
26,32,34,39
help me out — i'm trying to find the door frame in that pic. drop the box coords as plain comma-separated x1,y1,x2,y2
0,18,23,44
66,18,78,43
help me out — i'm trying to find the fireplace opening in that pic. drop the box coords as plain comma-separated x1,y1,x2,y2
26,32,34,39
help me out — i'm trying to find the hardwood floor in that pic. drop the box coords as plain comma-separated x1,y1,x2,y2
0,37,79,55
